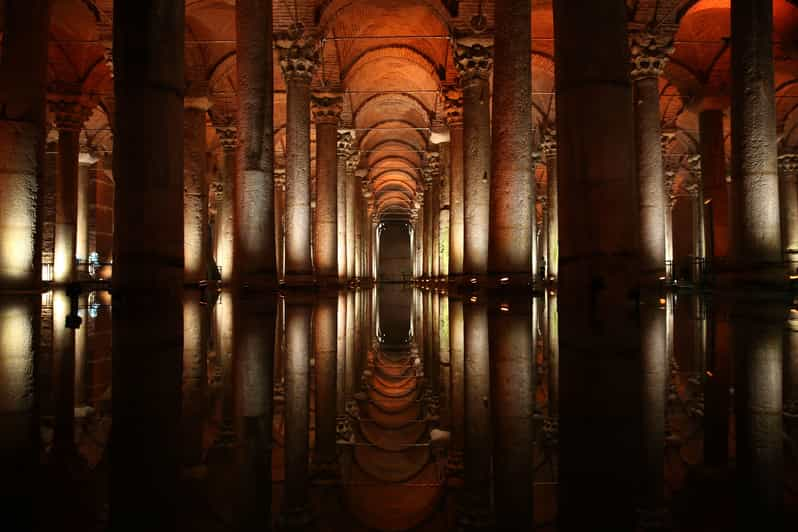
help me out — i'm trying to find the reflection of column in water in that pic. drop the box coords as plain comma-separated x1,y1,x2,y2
214,291,234,443
273,297,286,400
75,293,88,407
336,292,347,426
639,297,667,520
448,297,465,473
232,293,276,529
313,295,339,475
693,296,707,374
733,302,784,526
458,297,493,527
0,296,39,528
52,290,76,456
345,292,356,399
490,295,535,530
547,290,559,420
704,296,729,468
280,295,314,527
438,291,451,430
787,312,798,442
181,291,208,469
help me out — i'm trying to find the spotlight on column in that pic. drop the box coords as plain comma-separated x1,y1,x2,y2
469,296,478,303
469,277,478,284
499,276,510,285
499,303,510,312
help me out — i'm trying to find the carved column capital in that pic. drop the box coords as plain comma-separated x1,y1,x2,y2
274,167,286,190
443,86,464,127
778,153,798,182
630,31,674,81
49,94,93,132
540,127,557,158
345,150,360,174
275,34,321,83
311,93,343,125
212,115,237,152
454,36,493,85
687,153,702,183
337,129,355,157
665,170,677,209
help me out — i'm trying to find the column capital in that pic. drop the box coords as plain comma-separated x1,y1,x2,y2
185,96,213,112
49,94,93,131
212,116,237,152
275,33,321,83
443,86,464,127
687,153,702,182
778,153,798,178
665,170,677,209
311,93,343,124
78,152,98,166
337,129,356,157
274,167,286,189
453,36,493,84
540,127,557,157
629,31,674,81
661,130,677,151
345,150,361,173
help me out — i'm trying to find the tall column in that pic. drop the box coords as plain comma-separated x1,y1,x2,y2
274,168,286,282
538,188,549,279
687,155,706,284
730,0,782,276
280,296,314,526
312,95,342,283
76,153,97,274
277,34,319,285
183,91,211,284
214,121,237,283
51,97,91,284
777,154,798,270
0,2,49,290
553,0,641,528
489,0,533,280
313,295,338,477
345,151,360,280
336,131,354,282
235,0,275,286
455,38,493,278
447,297,465,475
425,152,441,279
541,129,559,281
445,89,465,276
630,32,673,282
354,192,363,280
664,169,676,281
111,1,185,528
438,141,451,277
699,109,730,259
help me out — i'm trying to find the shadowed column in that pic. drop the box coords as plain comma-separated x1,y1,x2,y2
455,36,493,278
235,0,275,286
777,154,798,271
275,168,286,282
699,108,730,260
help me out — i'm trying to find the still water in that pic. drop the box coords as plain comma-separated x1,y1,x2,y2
1,284,796,530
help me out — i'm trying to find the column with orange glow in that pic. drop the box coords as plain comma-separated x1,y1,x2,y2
337,131,354,282
213,119,237,283
445,89,465,277
183,88,211,284
274,168,286,281
541,129,559,281
345,151,360,280
777,154,798,270
312,95,342,284
76,152,97,274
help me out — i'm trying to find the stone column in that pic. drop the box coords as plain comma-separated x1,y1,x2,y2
313,295,338,477
274,168,286,282
337,130,354,282
354,192,363,280
490,0,533,281
277,34,319,285
438,141,451,278
731,0,782,277
664,169,676,281
630,32,673,282
76,153,97,274
345,151,360,280
538,186,549,279
183,92,211,284
687,155,706,284
312,95,342,283
778,154,798,269
0,2,49,291
455,38,493,279
423,178,432,278
541,129,559,281
235,0,275,286
553,0,641,527
699,109,730,259
445,89,465,277
447,296,465,476
426,152,441,279
52,97,91,284
280,296,314,526
111,1,185,527
214,121,237,283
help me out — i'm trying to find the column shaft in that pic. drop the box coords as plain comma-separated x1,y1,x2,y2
313,116,339,280
76,156,95,269
217,133,237,282
183,104,209,284
448,114,465,276
54,127,80,283
544,139,559,280
314,296,338,473
699,110,730,258
284,78,313,280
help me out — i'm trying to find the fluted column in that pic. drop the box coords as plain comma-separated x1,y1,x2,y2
76,152,98,276
541,129,558,281
455,38,493,278
235,0,275,286
731,0,782,277
51,97,92,284
337,131,354,282
345,151,360,280
111,1,185,527
445,90,465,277
214,121,237,282
312,95,342,283
630,32,673,282
183,92,212,284
490,0,533,281
778,154,798,268
0,2,49,290
278,34,319,285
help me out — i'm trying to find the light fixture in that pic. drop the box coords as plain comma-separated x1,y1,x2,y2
500,304,510,312
499,276,509,284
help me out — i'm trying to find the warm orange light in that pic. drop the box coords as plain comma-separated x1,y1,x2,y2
469,296,478,303
500,304,510,312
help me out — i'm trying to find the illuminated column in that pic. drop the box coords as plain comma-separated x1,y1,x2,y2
52,97,91,284
458,298,493,527
699,109,730,259
541,129,559,280
336,131,354,282
455,37,493,278
447,297,465,475
490,0,533,280
438,138,451,277
445,89,465,276
730,0,782,276
423,178,432,278
664,169,676,280
111,1,184,526
630,31,673,282
280,296,314,526
183,91,211,284
354,192,363,280
76,153,97,273
425,152,441,279
235,0,275,286
686,155,706,284
0,2,49,290
536,161,548,279
274,168,286,282
312,95,342,283
313,295,338,476
277,34,319,285
777,154,798,269
214,120,237,283
553,1,641,527
345,151,360,280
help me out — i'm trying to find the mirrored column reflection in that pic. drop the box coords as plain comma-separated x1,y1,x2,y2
181,290,208,472
447,296,465,476
313,293,338,477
